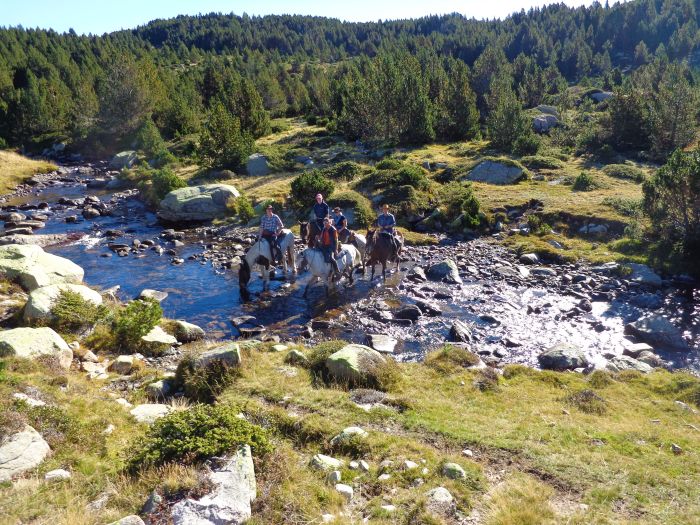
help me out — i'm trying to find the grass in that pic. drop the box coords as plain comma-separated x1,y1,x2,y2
0,150,56,195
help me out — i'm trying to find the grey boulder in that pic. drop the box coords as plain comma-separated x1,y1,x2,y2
158,184,240,222
466,160,526,185
538,343,588,371
0,425,51,482
0,327,72,368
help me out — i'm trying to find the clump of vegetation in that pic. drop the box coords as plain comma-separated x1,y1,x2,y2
439,182,481,229
175,353,241,403
425,344,481,374
320,161,364,181
290,170,335,212
305,340,347,379
128,403,271,471
602,163,646,182
572,171,599,191
48,289,105,333
134,119,167,159
228,194,255,223
150,167,186,200
474,367,500,392
566,389,607,414
512,133,541,156
327,190,373,228
114,298,163,352
588,370,614,389
520,155,565,170
375,158,404,170
603,197,642,217
199,100,254,169
0,408,27,441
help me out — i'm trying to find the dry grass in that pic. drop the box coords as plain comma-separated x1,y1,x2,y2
0,150,56,195
484,474,557,525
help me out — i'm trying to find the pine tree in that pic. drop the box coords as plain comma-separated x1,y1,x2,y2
199,100,254,169
486,74,529,152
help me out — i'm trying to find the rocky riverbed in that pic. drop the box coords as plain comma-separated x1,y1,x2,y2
1,162,698,373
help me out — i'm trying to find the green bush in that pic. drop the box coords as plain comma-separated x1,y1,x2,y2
474,367,500,392
114,298,162,352
151,167,187,200
512,133,541,156
135,119,166,158
375,158,404,170
320,161,364,181
150,148,177,168
520,155,564,170
48,289,105,333
199,100,254,169
290,171,335,211
327,190,374,228
425,345,481,374
602,164,646,183
128,403,272,471
565,389,607,414
175,354,241,403
440,182,481,228
603,197,642,217
572,171,598,191
228,195,255,223
589,370,614,389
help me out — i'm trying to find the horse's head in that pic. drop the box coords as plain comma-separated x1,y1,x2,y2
239,257,251,291
299,221,309,240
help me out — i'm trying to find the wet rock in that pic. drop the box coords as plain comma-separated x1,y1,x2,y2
627,263,662,287
636,350,666,368
622,342,654,357
3,227,34,236
0,327,72,369
448,320,473,343
365,334,398,354
407,266,427,281
0,244,83,291
23,283,102,324
427,259,462,284
538,343,588,371
82,207,100,219
0,425,51,482
605,355,653,373
494,265,529,279
172,320,205,343
415,299,442,316
325,344,386,385
130,404,172,424
394,304,422,322
138,289,168,302
171,446,256,525
625,315,688,351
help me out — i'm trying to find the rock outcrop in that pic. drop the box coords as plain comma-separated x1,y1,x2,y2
0,425,51,482
466,160,526,185
538,343,588,371
326,344,386,385
23,283,102,323
0,327,72,368
246,153,270,176
158,184,240,222
0,244,83,291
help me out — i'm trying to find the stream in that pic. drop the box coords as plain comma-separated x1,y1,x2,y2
3,162,699,372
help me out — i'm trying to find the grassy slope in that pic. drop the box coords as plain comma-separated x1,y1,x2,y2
2,342,698,525
0,150,56,195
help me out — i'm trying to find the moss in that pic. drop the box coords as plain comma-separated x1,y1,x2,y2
128,403,271,471
425,345,481,375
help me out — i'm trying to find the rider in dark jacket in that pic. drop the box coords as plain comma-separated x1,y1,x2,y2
313,193,330,231
376,204,400,261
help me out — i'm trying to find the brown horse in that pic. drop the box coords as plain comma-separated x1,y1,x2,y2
365,229,403,280
299,220,322,248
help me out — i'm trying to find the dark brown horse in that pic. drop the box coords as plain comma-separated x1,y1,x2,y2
365,229,403,280
299,220,322,248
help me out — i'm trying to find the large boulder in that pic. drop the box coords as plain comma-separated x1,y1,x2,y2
625,315,688,351
0,244,83,291
23,283,102,323
538,343,588,371
246,153,270,176
326,344,386,385
466,160,526,185
427,259,462,284
590,91,613,103
158,184,240,222
109,151,138,170
171,445,256,525
605,355,653,374
172,320,206,343
532,114,559,133
627,263,663,287
0,327,72,368
0,425,51,482
196,342,242,368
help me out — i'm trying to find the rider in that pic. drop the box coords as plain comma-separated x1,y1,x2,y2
316,216,340,279
376,203,400,262
259,204,283,264
333,206,349,242
313,193,330,233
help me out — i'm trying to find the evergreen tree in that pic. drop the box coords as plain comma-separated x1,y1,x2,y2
486,75,529,152
199,100,254,169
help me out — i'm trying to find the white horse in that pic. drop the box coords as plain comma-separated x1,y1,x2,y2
339,230,367,272
298,244,361,297
239,230,296,296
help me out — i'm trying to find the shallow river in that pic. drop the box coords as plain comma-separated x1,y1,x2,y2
4,165,699,372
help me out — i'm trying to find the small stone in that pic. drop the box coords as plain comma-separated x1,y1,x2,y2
671,443,683,455
377,473,392,481
331,426,368,447
441,462,466,480
310,454,344,471
45,468,71,481
349,460,359,470
426,486,454,506
109,355,135,375
359,460,370,472
284,349,309,366
130,403,171,424
327,470,342,484
12,392,45,407
321,514,335,523
271,344,288,352
380,504,397,513
402,460,419,470
138,289,168,302
335,483,354,502
462,449,474,457
103,424,115,435
115,398,132,408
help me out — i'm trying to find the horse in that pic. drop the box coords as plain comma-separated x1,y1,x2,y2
297,244,361,297
365,229,403,281
299,220,322,248
338,228,366,273
239,229,296,297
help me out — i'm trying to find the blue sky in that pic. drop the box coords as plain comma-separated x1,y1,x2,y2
1,1,601,35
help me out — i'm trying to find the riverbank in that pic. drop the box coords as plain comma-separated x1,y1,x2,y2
0,151,57,196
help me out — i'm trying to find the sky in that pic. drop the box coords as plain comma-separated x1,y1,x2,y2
1,1,602,35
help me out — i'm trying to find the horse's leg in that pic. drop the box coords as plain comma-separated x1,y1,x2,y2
382,261,387,281
289,247,297,274
370,262,375,281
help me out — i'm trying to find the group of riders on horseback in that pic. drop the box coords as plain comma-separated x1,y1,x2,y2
251,192,403,288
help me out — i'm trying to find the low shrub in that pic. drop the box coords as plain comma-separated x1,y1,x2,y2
228,195,255,223
320,161,364,181
327,190,374,228
565,389,607,414
306,340,347,379
439,182,481,228
290,171,335,212
526,214,550,235
0,409,27,441
572,171,599,191
520,155,565,170
602,164,646,183
49,289,105,333
175,353,241,403
502,364,537,380
128,403,272,471
114,298,162,352
426,344,481,374
589,370,614,389
375,158,404,170
512,133,541,156
603,197,642,217
474,367,500,392
151,167,186,200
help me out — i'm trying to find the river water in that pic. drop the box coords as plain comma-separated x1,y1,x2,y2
4,165,699,372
